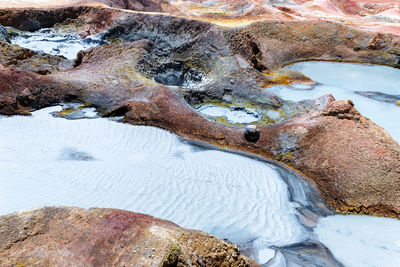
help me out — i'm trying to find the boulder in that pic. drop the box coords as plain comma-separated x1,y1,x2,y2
0,207,257,267
0,41,73,74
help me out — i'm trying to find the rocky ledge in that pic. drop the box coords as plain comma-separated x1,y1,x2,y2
0,207,257,267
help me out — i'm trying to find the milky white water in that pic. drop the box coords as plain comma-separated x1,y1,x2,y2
268,62,400,142
10,28,103,59
316,215,400,267
197,105,260,124
196,105,283,125
1,106,400,266
0,106,310,264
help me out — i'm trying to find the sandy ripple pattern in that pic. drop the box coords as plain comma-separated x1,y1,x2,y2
0,106,310,264
2,106,400,266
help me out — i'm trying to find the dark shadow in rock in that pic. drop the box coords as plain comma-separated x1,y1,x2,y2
0,7,90,32
153,62,204,86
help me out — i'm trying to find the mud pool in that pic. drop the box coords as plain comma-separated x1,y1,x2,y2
268,61,400,142
9,28,104,59
1,106,400,266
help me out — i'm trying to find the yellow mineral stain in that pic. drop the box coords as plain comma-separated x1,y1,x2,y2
263,69,314,86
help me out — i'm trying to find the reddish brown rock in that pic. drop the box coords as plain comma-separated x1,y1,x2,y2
0,41,73,74
0,6,120,35
0,64,82,115
110,90,400,218
227,20,400,70
0,207,257,267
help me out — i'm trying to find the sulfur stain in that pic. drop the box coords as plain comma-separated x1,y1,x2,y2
195,99,289,127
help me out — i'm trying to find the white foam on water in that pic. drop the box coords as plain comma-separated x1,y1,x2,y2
258,248,276,264
11,28,103,59
0,106,308,261
268,61,400,142
315,215,400,267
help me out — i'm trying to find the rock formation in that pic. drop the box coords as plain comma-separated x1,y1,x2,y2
0,207,257,266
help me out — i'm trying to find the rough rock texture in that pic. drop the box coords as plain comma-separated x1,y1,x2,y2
0,6,91,32
0,64,82,115
1,0,399,34
228,20,400,70
0,207,257,267
0,5,399,219
0,6,124,37
0,41,73,74
1,6,399,70
266,99,400,216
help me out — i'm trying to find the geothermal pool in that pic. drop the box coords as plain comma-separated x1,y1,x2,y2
268,61,400,142
10,28,104,59
1,106,400,266
196,104,261,124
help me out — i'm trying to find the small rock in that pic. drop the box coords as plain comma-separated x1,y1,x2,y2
244,124,260,142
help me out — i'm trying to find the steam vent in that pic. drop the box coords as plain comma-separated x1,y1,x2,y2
0,1,400,266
